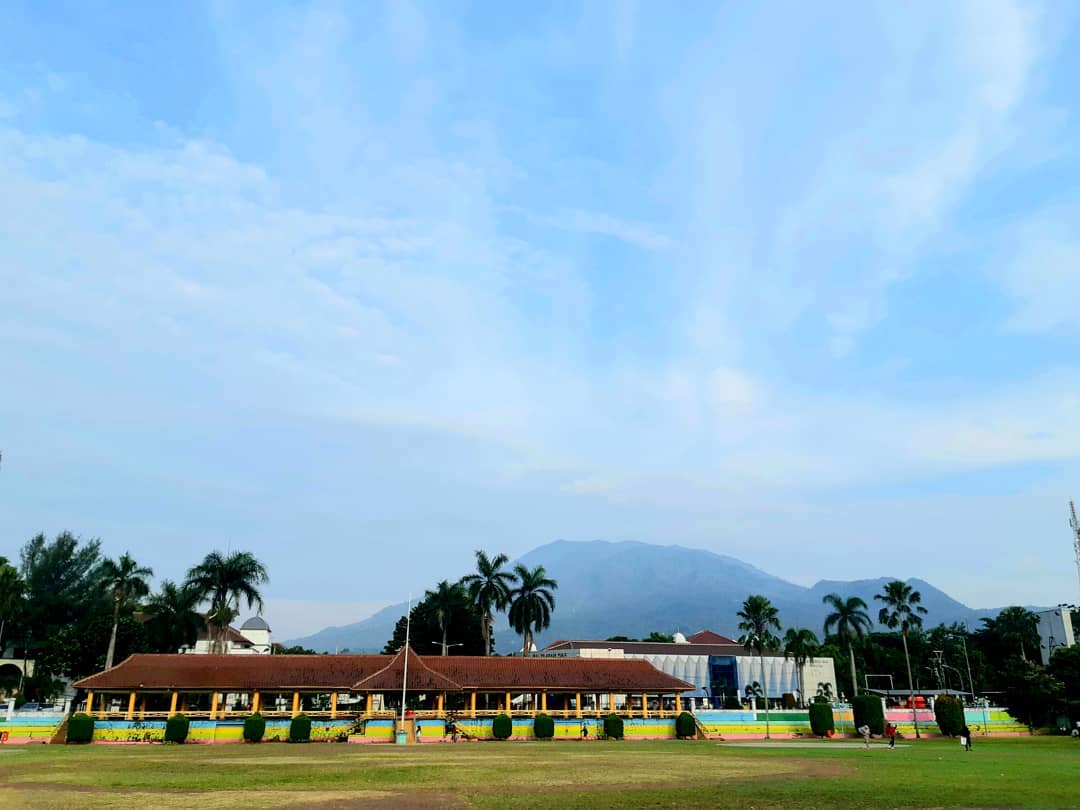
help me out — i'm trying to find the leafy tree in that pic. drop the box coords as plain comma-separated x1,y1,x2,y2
605,635,636,642
19,532,103,633
0,557,23,653
460,550,516,656
426,580,468,656
737,594,781,739
645,631,675,643
876,580,928,738
782,627,819,707
185,551,269,653
144,581,203,653
507,565,558,654
273,644,319,655
100,553,153,669
1048,645,1080,702
822,594,872,699
383,588,486,655
1001,659,1064,730
977,607,1038,662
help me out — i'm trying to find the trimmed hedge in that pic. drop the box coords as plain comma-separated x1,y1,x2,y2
67,712,95,744
492,713,512,740
164,713,190,744
809,702,834,737
289,713,312,743
934,695,964,737
603,714,624,740
533,713,554,739
675,711,696,739
243,712,266,743
851,695,885,736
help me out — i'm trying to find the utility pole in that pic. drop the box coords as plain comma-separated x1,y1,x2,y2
1070,501,1080,599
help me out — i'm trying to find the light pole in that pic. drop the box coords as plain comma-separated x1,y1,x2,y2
400,593,412,742
431,641,465,656
948,630,976,704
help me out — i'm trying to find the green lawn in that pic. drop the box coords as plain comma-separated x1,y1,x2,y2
0,737,1077,809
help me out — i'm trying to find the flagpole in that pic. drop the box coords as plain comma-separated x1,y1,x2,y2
400,593,412,735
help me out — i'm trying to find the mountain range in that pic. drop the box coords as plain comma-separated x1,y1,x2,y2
285,540,1007,653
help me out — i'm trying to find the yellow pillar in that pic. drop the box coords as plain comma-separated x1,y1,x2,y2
330,692,338,719
292,692,300,717
210,692,219,720
506,692,512,716
596,694,601,718
541,692,547,712
86,691,94,715
169,691,177,714
627,694,633,719
180,696,187,714
675,693,682,713
252,692,260,714
469,691,476,718
99,694,106,719
365,694,373,717
126,691,136,720
575,692,582,719
642,693,649,719
139,697,146,720
609,692,615,715
437,693,445,716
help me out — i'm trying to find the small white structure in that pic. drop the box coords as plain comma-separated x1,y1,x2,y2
1036,607,1076,665
180,616,273,655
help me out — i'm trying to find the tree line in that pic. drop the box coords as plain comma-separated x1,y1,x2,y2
0,532,269,700
383,550,558,656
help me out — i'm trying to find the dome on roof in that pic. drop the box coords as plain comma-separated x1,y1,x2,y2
240,616,271,631
673,632,688,644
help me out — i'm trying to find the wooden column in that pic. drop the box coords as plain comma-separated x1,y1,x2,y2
642,693,649,719
139,697,146,720
575,692,582,719
365,694,373,717
330,692,338,719
675,693,682,714
210,692,219,720
126,691,137,720
252,692,261,714
609,692,615,715
169,691,177,714
595,694,601,718
505,692,512,716
180,696,187,714
541,692,547,712
86,691,94,715
627,694,633,719
437,693,445,717
99,695,106,719
291,692,300,717
469,691,476,718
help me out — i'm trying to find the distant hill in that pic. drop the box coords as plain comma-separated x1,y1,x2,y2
285,539,1011,653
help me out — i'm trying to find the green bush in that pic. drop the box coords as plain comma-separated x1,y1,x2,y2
809,702,834,737
164,713,190,744
675,711,696,739
67,712,95,744
492,713,512,740
603,713,624,740
934,695,964,737
243,712,266,743
723,695,742,709
533,713,554,739
1067,700,1080,724
289,713,312,743
851,695,885,735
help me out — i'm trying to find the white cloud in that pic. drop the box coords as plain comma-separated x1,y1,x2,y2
1002,213,1080,333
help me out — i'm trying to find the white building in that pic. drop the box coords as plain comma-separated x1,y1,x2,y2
180,616,272,655
1036,607,1076,665
540,629,837,706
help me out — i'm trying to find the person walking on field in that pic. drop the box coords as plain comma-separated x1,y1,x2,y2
886,722,897,749
960,724,972,751
858,724,871,748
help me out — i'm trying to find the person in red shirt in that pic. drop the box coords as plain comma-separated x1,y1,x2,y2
886,722,897,749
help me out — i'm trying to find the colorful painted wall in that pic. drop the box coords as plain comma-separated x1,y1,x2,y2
90,717,356,744
0,713,65,744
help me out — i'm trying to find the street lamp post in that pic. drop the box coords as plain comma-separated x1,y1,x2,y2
431,641,465,656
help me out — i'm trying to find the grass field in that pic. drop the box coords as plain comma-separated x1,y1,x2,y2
0,737,1077,809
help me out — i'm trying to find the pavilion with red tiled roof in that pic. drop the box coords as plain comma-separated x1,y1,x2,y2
73,645,694,722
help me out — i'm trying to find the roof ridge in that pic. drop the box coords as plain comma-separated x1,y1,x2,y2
351,645,462,691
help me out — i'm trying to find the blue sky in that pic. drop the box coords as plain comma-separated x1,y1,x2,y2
3,1,1080,639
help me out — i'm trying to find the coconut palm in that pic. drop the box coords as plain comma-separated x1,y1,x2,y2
425,579,469,656
144,580,204,653
876,580,928,738
185,550,269,653
507,564,557,655
737,594,781,739
783,627,820,707
822,593,872,699
460,550,516,655
101,553,154,669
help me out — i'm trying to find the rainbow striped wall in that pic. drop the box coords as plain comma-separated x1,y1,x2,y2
91,718,356,744
450,717,676,741
0,713,64,744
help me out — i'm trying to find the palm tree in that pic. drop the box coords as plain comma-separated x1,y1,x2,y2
737,594,781,739
185,550,269,653
144,580,204,653
507,564,557,654
783,627,820,707
425,580,468,656
101,553,154,669
876,580,928,738
460,550,516,655
822,593,872,699
816,682,834,701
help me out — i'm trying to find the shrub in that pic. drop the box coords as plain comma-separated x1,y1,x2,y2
675,711,696,739
851,695,885,735
67,712,95,744
1067,700,1080,724
164,713,190,744
809,702,834,737
934,695,964,737
723,695,742,710
289,713,312,743
492,713,512,740
603,714,624,740
243,712,266,743
533,713,554,739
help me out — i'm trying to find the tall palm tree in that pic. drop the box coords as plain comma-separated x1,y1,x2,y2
425,580,468,656
822,593,872,699
101,553,154,669
185,550,269,653
507,564,557,655
876,579,928,738
737,594,781,740
460,550,516,655
144,580,204,653
783,627,820,707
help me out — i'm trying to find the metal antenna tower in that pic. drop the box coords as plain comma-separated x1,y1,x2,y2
1071,500,1080,598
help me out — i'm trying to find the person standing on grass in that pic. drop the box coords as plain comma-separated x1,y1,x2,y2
886,722,896,749
858,724,871,748
416,724,423,744
960,724,971,751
